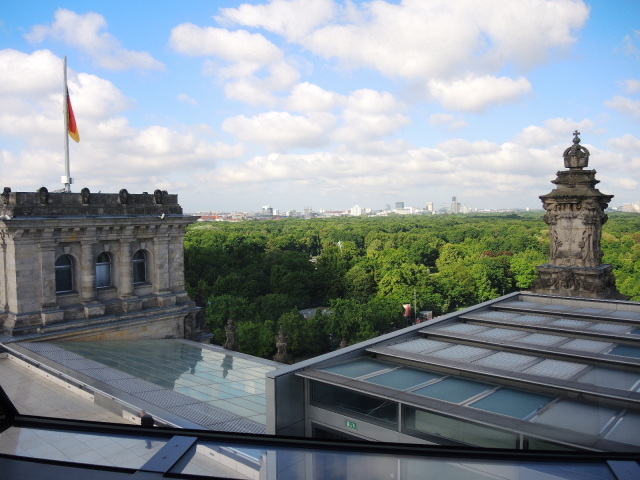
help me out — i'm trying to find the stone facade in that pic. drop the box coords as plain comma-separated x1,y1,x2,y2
531,132,626,299
0,188,198,338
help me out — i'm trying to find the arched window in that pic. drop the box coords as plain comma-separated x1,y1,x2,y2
55,255,74,293
96,252,112,288
133,250,147,284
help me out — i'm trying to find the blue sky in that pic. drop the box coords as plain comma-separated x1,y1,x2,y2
1,0,638,213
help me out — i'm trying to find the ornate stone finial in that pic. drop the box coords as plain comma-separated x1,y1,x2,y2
81,187,91,205
223,318,238,351
273,327,290,364
563,131,590,169
119,189,129,205
38,187,49,205
154,189,164,205
1,187,11,206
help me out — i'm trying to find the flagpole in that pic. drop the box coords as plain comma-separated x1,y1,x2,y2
62,56,71,193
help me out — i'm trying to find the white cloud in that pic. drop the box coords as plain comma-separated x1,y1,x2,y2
301,0,588,80
217,0,336,40
428,75,532,112
286,82,343,112
25,9,164,71
609,134,640,152
222,111,331,150
623,79,640,93
429,113,468,131
515,118,595,147
178,93,197,105
170,24,283,64
621,30,640,59
605,96,640,118
0,50,243,194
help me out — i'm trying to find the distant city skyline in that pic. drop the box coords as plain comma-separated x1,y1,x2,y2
1,1,639,213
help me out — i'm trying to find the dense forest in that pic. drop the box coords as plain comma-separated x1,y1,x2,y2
184,212,640,360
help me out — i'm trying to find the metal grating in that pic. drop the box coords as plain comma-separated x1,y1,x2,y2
387,338,451,354
574,307,612,315
548,318,592,329
75,367,134,382
476,311,515,320
429,344,491,362
511,315,553,324
561,339,613,353
589,323,631,334
434,324,487,334
517,333,566,346
107,378,165,394
475,328,528,341
522,359,586,379
472,351,538,371
609,311,640,320
136,389,201,409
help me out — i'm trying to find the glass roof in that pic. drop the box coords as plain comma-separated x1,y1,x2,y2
469,388,553,419
531,400,619,436
320,358,392,378
412,377,493,403
366,367,442,390
45,340,274,427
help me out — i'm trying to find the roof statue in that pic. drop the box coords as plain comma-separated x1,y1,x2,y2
531,132,627,299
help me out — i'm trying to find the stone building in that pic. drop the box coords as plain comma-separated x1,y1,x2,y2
0,187,198,340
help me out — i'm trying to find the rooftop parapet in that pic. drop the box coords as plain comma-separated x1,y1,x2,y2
0,187,183,218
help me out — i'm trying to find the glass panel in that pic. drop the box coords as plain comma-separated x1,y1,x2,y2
321,358,392,378
608,345,640,359
575,367,640,391
469,388,553,419
311,381,397,427
96,262,111,288
170,439,617,480
412,377,492,403
404,408,517,449
531,400,619,436
52,340,273,427
366,367,442,390
55,255,73,292
133,251,146,283
0,426,166,469
605,412,640,446
525,438,574,451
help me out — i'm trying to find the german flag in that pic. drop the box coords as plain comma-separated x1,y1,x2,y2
67,88,80,143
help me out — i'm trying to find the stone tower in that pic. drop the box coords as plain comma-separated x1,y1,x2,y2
531,132,625,299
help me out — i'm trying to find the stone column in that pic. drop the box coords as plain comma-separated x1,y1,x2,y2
153,230,170,295
80,240,97,302
38,239,64,325
38,240,57,308
118,238,134,298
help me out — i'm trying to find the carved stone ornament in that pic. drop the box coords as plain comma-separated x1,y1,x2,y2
273,327,290,363
119,188,129,205
154,189,164,205
81,187,91,205
563,130,590,169
1,187,11,206
223,318,238,351
531,133,626,300
38,186,49,205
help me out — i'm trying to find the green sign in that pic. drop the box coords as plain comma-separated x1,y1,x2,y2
345,420,357,430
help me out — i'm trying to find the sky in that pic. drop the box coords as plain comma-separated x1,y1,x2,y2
1,0,639,213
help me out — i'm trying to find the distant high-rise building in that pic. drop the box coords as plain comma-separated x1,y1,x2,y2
262,205,273,216
450,196,460,214
395,201,404,209
385,204,391,211
426,202,434,212
350,205,362,216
